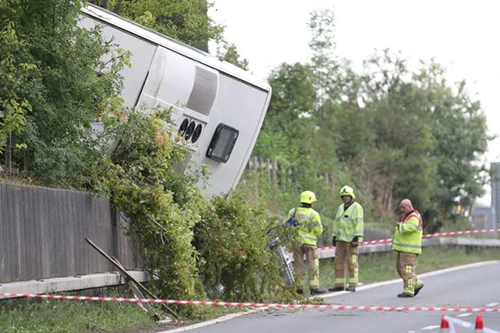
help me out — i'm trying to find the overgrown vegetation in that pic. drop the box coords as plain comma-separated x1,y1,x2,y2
0,0,128,186
1,0,284,310
0,0,493,326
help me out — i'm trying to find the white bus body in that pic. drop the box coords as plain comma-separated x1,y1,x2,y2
79,4,271,197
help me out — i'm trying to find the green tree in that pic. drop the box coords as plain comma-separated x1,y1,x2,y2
358,50,438,215
89,0,224,50
0,0,127,187
358,50,488,228
253,62,317,169
217,42,249,70
0,21,38,168
416,63,489,221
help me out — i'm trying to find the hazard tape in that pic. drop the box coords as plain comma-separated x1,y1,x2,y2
317,228,500,252
444,315,500,333
1,292,500,313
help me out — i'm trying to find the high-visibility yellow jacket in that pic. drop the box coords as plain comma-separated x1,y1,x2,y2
392,210,423,254
287,207,323,246
333,201,364,242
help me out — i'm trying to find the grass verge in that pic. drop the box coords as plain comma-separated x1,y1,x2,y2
0,288,245,333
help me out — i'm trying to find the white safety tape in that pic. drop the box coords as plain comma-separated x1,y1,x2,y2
1,292,500,314
317,228,500,252
444,315,500,333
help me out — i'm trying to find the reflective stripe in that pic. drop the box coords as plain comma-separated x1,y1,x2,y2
401,220,420,234
300,234,317,242
406,220,419,229
340,217,363,223
337,232,356,239
392,242,421,249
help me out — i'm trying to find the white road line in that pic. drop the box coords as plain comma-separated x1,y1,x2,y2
457,313,472,317
158,309,262,333
162,261,500,332
421,325,440,330
323,260,499,298
486,302,499,307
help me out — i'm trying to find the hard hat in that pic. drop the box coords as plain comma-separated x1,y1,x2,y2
300,190,317,204
339,185,355,199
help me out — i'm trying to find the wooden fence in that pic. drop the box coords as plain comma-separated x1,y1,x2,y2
0,183,142,283
246,157,336,190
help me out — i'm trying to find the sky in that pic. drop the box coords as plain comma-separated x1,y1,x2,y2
210,0,500,204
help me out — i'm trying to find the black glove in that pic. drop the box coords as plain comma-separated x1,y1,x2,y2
352,236,359,246
332,237,337,247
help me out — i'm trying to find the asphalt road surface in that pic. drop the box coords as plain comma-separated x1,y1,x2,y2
164,261,500,333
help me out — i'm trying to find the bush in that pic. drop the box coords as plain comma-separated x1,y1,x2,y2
194,194,285,302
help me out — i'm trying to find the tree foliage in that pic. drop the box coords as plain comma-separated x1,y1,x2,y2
0,0,128,186
250,9,489,232
88,0,224,50
217,42,249,70
95,110,206,300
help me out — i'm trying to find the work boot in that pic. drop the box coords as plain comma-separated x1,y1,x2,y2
414,282,424,296
346,286,356,292
327,286,344,292
310,288,328,296
397,292,414,298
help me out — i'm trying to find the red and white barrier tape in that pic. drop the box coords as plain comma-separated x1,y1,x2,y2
317,228,500,252
444,315,500,333
1,292,499,313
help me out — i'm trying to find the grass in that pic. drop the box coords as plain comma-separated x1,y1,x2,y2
0,287,249,333
319,245,500,288
2,246,499,332
0,297,158,333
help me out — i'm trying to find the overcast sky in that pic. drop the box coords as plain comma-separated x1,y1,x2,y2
210,0,500,160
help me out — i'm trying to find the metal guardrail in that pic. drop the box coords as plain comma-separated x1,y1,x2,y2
317,237,500,259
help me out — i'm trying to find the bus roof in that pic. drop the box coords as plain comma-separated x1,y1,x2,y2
82,4,271,92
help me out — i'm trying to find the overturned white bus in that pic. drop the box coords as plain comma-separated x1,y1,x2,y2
80,4,272,197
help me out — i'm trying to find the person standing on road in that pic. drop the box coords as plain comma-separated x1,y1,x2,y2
328,185,364,292
392,198,424,298
288,190,327,296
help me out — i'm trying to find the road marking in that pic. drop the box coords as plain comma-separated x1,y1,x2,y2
162,261,500,332
457,313,472,317
422,325,440,330
323,261,499,298
158,309,262,333
486,302,499,307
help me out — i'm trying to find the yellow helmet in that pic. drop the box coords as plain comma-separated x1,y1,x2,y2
340,185,355,199
300,190,317,204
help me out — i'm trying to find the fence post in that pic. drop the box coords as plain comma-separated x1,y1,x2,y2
270,159,278,184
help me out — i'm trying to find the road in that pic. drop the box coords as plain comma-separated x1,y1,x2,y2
164,261,500,333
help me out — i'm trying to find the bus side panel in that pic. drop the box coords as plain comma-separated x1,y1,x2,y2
78,16,157,109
